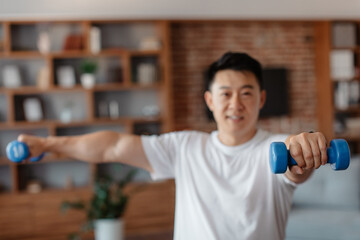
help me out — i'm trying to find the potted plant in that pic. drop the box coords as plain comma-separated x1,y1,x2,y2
61,168,137,240
80,59,98,89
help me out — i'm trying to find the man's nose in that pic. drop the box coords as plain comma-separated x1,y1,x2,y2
229,95,244,110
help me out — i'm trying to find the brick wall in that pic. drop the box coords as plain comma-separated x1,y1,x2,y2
170,21,317,134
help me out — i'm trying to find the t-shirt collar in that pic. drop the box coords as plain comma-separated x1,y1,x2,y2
211,129,263,156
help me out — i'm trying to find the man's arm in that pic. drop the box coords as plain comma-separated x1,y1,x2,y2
284,132,328,184
18,131,153,172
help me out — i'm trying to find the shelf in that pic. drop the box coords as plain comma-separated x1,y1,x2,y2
16,154,83,165
49,49,164,58
0,83,161,95
0,157,10,166
335,105,360,113
0,116,161,130
95,116,161,125
93,82,161,91
0,122,7,129
331,78,360,82
129,49,162,56
0,18,172,240
1,51,44,58
0,122,51,130
17,186,92,195
5,85,86,94
335,132,360,141
331,46,359,51
51,50,117,58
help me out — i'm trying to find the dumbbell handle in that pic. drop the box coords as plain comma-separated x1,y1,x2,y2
287,147,337,166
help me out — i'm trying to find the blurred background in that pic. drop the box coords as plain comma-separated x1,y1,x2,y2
0,1,360,240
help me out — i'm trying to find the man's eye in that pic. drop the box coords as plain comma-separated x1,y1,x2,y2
242,92,252,96
221,92,230,97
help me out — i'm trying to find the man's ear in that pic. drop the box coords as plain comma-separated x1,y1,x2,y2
204,91,214,111
260,90,266,109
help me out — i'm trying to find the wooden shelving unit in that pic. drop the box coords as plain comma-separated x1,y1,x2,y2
0,19,175,239
315,21,360,154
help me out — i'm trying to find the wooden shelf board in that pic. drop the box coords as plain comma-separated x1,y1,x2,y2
95,116,161,124
0,157,10,166
131,116,162,124
0,122,51,130
50,50,87,58
0,122,7,129
335,132,360,141
16,155,85,165
8,85,86,94
331,78,360,82
17,186,92,195
331,46,359,51
96,49,161,57
335,105,360,113
1,117,161,130
1,51,44,58
93,83,161,91
0,83,160,95
129,49,162,56
51,50,133,58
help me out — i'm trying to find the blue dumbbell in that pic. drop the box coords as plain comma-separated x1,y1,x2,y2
6,140,45,163
269,139,350,174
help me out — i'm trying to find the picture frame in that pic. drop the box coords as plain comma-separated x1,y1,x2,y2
57,66,76,88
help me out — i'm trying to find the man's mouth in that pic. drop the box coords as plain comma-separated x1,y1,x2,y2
227,115,244,121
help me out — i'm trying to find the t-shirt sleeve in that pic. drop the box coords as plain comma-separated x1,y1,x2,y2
141,131,184,181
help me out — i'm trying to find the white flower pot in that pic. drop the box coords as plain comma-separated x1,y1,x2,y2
81,73,96,89
94,219,124,240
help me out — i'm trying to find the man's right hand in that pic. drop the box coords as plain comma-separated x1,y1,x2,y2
17,134,47,160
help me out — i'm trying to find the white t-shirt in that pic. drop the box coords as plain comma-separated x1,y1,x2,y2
141,129,296,240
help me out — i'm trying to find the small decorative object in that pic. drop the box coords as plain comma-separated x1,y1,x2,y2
37,67,50,89
2,65,22,88
142,105,160,117
26,180,42,194
60,102,74,123
23,97,44,122
330,50,355,80
57,66,76,88
37,31,51,54
63,34,83,51
61,168,138,240
98,101,109,118
139,36,161,50
90,26,101,54
80,59,97,89
136,63,157,85
109,100,119,119
108,66,123,83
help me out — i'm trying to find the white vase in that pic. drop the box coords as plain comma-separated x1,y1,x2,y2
81,73,96,89
94,219,124,240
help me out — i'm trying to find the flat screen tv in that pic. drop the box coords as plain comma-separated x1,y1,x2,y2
259,68,289,118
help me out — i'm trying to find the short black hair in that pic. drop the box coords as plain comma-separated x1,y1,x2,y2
204,52,263,91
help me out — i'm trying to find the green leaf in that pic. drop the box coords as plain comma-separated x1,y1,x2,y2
60,201,86,213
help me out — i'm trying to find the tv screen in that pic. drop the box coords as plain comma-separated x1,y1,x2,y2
260,68,289,118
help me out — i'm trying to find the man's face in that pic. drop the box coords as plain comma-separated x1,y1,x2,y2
205,69,266,139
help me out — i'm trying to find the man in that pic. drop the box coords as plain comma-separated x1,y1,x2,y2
18,52,327,240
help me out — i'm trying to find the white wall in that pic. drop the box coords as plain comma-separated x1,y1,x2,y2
0,0,359,20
